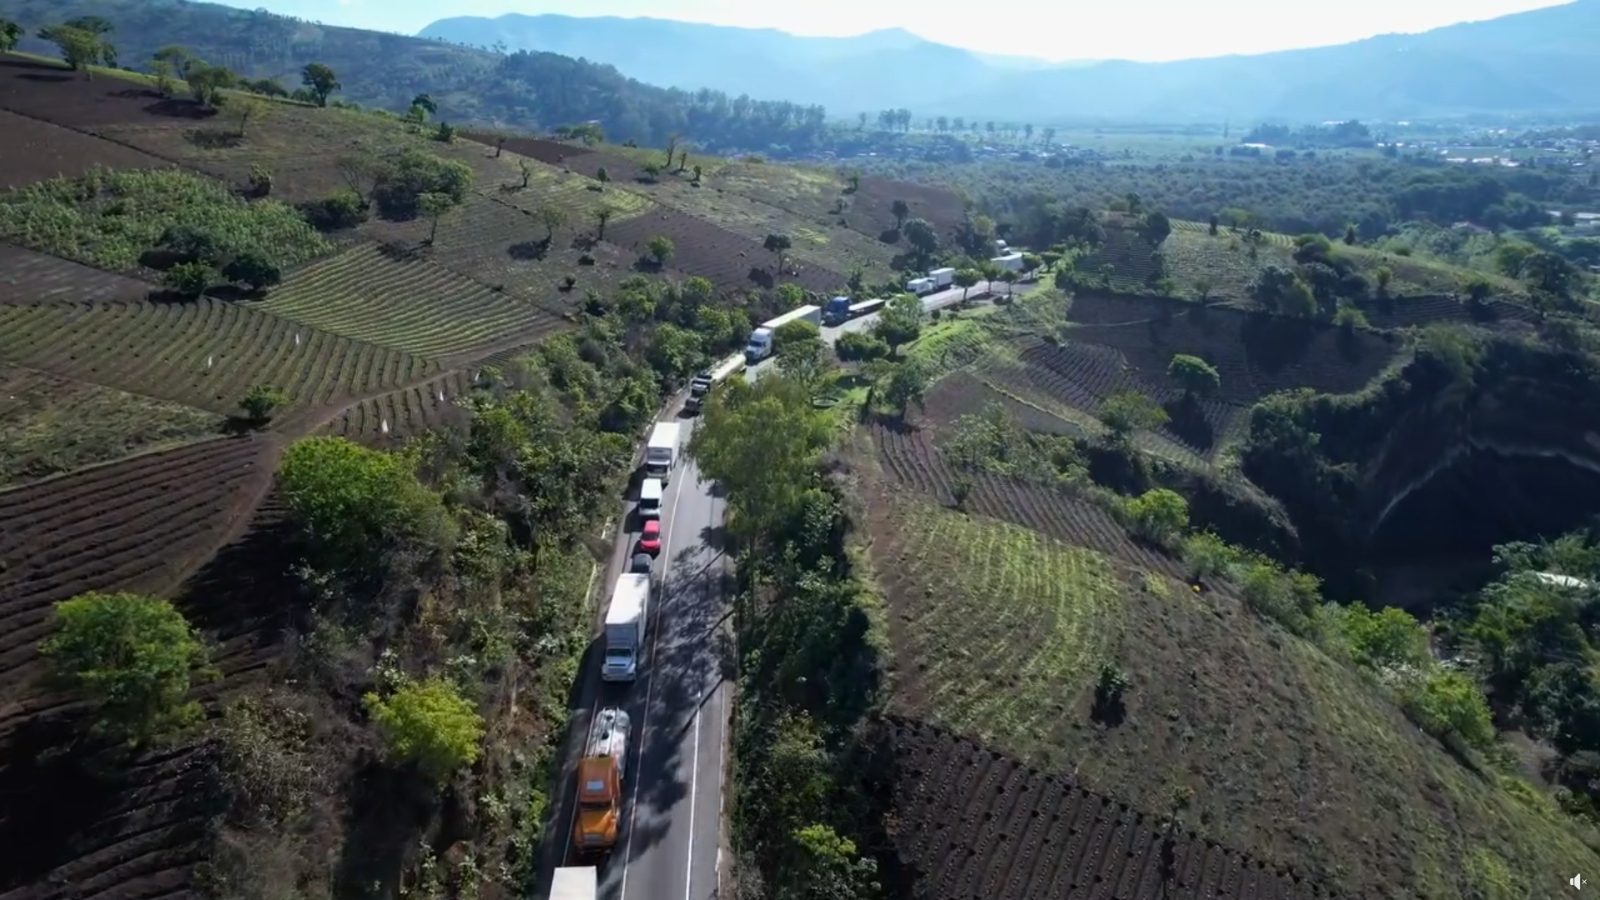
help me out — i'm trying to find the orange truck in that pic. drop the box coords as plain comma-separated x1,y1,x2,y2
573,707,630,855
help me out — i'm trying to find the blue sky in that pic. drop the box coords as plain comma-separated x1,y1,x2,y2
215,0,1569,61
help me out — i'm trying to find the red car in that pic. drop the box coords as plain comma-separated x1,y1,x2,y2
637,519,662,556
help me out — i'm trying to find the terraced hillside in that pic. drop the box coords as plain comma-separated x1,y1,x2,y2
261,242,565,360
0,299,439,419
0,242,152,304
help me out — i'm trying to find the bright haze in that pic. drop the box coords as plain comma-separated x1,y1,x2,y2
216,0,1565,62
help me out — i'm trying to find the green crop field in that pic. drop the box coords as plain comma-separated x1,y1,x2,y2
0,298,436,419
261,242,565,359
873,494,1127,760
488,152,655,226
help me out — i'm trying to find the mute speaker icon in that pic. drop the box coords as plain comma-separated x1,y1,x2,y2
1574,873,1586,890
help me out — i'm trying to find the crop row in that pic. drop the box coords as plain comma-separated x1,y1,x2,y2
0,241,152,305
1173,218,1298,248
262,241,564,359
881,717,1323,900
323,370,473,443
872,488,1124,758
873,424,1183,577
0,298,438,417
607,207,846,293
0,434,277,692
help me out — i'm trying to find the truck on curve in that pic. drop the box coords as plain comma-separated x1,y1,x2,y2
928,267,956,289
685,354,746,413
644,421,680,482
549,866,597,900
601,574,649,682
744,304,821,364
906,276,936,296
571,709,630,856
990,251,1025,273
822,295,887,326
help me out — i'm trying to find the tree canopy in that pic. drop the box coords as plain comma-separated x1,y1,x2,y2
363,678,484,780
300,62,340,106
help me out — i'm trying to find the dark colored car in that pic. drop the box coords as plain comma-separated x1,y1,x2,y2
631,553,654,574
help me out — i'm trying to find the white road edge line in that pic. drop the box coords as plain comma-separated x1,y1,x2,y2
619,430,691,900
684,691,703,900
560,558,604,866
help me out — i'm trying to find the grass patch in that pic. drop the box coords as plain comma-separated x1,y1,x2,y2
877,495,1127,761
0,367,222,487
0,167,330,272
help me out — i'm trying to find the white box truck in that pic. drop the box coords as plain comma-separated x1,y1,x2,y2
637,477,663,520
602,574,649,682
990,252,1025,273
550,866,597,900
744,304,821,364
928,267,956,289
906,276,936,295
644,422,680,482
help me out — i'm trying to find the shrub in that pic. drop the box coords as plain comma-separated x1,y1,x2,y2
835,330,889,362
164,261,212,297
160,223,224,264
364,678,484,780
1181,531,1238,578
298,189,367,231
223,250,282,290
1092,662,1129,724
1098,390,1168,442
370,148,472,218
246,164,273,198
1333,305,1369,330
239,385,287,423
277,436,453,572
40,592,209,745
1402,669,1496,750
1126,488,1189,545
1167,354,1220,397
1240,561,1322,635
432,121,456,143
1332,605,1430,670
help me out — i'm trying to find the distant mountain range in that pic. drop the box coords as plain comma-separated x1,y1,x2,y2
420,2,1600,122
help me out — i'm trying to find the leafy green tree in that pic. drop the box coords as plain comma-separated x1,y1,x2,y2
879,198,908,233
640,162,662,182
764,233,793,274
433,121,457,143
1126,488,1189,544
1333,605,1430,670
368,148,472,218
835,331,888,362
246,163,273,198
903,217,939,263
1375,266,1394,298
690,375,832,543
39,24,111,74
646,323,703,382
1,18,25,53
596,166,610,188
186,62,233,109
417,191,454,245
954,268,981,301
594,204,616,239
778,823,880,900
1139,210,1172,246
1098,390,1168,443
410,93,436,116
223,251,281,290
238,384,287,424
645,235,675,267
152,45,196,78
300,62,339,107
539,205,566,241
164,261,211,298
882,360,928,420
1403,669,1496,750
1333,305,1369,330
1167,354,1220,398
277,436,452,571
775,320,828,387
41,592,209,745
363,678,484,780
873,293,923,357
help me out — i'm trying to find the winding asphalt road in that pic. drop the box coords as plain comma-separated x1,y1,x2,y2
532,275,1026,899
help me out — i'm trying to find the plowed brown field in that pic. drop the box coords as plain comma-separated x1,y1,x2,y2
0,242,153,305
0,109,170,189
878,718,1324,900
607,207,846,293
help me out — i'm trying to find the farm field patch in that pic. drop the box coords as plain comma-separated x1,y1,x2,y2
322,369,473,444
0,109,170,190
0,53,179,129
607,206,847,293
860,424,1594,900
0,167,330,274
877,718,1319,900
261,241,565,359
0,298,438,419
869,489,1128,759
0,241,153,304
0,364,222,487
1064,293,1399,404
482,158,653,230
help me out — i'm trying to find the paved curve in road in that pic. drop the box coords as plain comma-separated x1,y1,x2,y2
533,275,1028,899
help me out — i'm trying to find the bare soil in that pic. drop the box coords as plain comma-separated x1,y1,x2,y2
606,206,846,293
0,108,170,190
0,241,154,305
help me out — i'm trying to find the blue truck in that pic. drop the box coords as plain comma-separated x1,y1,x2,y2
821,295,888,326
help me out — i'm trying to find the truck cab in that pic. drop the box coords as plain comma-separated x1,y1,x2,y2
822,295,852,326
685,371,714,413
907,277,936,296
744,327,775,363
573,708,630,855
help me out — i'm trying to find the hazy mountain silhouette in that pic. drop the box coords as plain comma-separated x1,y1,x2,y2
421,2,1600,121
